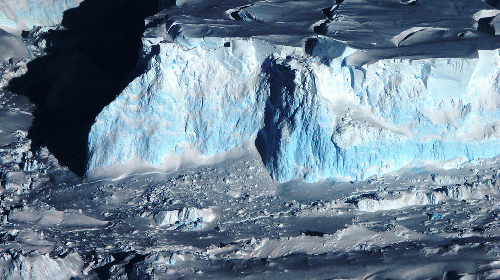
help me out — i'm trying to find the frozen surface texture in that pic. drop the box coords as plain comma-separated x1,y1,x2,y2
0,0,82,35
88,10,500,182
0,251,83,280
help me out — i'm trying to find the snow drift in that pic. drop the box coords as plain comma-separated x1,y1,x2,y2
87,2,500,183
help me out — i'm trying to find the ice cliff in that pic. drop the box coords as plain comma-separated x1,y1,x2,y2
87,1,500,182
0,0,82,35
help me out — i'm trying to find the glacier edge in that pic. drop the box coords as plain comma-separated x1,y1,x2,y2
87,24,500,182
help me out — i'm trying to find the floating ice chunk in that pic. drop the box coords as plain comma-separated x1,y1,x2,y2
351,183,489,212
392,27,457,47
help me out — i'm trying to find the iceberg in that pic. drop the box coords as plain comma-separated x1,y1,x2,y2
87,1,500,182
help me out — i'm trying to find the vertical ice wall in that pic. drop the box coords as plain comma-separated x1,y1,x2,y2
87,26,500,182
87,39,273,178
0,0,83,34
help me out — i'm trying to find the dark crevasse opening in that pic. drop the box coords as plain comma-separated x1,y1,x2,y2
7,0,166,176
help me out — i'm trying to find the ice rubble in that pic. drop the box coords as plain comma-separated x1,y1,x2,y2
350,182,497,212
87,4,500,183
0,0,82,35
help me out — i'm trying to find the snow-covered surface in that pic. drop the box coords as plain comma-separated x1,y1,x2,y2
0,0,499,279
0,0,82,35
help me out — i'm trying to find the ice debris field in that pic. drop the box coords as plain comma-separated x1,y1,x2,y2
0,0,499,279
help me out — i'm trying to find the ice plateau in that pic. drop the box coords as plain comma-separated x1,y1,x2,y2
88,1,500,183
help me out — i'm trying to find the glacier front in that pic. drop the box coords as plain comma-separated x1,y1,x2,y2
0,0,83,35
87,1,500,182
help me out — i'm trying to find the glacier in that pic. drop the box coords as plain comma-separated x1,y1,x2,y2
87,1,500,183
0,0,83,35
